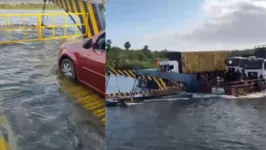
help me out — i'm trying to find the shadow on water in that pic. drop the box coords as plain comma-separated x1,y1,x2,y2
106,76,266,150
0,20,105,149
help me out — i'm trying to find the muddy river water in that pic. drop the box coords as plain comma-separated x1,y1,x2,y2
0,9,105,150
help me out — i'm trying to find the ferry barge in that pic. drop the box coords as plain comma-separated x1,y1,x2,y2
136,45,266,97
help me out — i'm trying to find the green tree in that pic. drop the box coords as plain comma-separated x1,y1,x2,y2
127,52,136,60
124,41,131,50
107,45,168,69
142,45,153,58
137,53,148,61
106,39,111,45
106,39,112,52
143,45,149,51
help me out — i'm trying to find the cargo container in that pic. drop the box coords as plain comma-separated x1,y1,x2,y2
165,51,229,73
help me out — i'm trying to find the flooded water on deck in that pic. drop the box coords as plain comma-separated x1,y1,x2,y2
0,10,104,150
106,76,266,150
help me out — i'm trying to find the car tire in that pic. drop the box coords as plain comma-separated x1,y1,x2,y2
60,58,76,80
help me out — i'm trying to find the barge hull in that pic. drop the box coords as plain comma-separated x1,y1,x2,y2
135,70,199,92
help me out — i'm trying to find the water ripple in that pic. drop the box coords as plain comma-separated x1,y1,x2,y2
107,93,266,150
0,17,104,150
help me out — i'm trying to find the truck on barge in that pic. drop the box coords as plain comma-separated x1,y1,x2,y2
136,45,266,97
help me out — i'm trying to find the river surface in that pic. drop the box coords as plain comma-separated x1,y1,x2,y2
106,75,266,150
0,10,104,150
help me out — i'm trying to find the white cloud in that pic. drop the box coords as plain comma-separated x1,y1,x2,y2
145,0,266,51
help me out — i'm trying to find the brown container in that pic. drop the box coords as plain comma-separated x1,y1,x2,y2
181,51,229,73
213,51,229,71
181,52,196,73
197,51,215,72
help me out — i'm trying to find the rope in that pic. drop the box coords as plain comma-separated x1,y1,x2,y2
41,0,47,26
41,0,52,26
45,1,51,24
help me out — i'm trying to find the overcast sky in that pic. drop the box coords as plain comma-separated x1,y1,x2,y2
107,0,266,51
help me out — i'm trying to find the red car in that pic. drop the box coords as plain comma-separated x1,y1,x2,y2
58,30,105,96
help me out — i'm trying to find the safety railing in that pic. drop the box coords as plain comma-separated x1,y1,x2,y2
0,12,88,44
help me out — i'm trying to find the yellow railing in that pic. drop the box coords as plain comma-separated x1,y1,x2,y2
0,13,88,44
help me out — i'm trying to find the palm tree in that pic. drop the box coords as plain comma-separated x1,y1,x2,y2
142,45,152,58
143,45,149,51
106,39,112,52
124,41,131,50
106,39,112,46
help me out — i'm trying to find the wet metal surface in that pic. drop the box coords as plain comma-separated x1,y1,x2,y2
58,77,105,125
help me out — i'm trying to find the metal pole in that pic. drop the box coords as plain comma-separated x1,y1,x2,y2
106,75,110,88
132,82,138,100
106,70,111,90
64,10,82,33
140,80,146,98
130,79,137,101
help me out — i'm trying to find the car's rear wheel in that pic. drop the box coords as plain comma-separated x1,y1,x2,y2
60,58,76,80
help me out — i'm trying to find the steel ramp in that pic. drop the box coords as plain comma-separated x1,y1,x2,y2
57,74,105,126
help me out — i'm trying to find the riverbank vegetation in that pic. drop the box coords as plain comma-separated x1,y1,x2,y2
0,3,61,10
107,40,259,70
106,41,167,70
